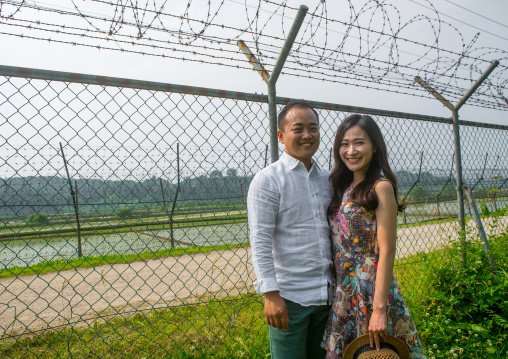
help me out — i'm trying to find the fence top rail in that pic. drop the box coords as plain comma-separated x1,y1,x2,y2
1,64,506,130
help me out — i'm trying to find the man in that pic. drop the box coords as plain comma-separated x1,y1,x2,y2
247,100,334,359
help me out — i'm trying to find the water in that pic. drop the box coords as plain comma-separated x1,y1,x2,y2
0,223,250,269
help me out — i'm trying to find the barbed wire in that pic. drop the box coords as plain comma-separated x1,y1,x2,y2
0,0,506,110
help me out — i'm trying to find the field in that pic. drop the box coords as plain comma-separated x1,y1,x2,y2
2,196,507,270
1,211,507,341
0,193,507,356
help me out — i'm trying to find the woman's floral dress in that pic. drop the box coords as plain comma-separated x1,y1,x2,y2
322,181,426,359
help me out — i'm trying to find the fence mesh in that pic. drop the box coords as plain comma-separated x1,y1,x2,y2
0,66,507,357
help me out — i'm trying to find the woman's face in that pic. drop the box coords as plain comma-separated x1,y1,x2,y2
339,125,375,177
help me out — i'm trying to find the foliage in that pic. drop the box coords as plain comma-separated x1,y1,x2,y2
226,168,237,177
116,207,133,219
26,212,50,225
439,185,456,201
407,185,429,203
210,169,223,178
481,204,507,218
411,229,508,358
474,187,489,199
481,203,491,216
0,173,255,217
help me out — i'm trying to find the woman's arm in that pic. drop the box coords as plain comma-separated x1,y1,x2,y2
369,180,398,351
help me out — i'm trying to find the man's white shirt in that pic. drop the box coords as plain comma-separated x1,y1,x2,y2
247,152,334,306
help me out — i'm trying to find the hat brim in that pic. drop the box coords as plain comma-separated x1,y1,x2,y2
343,334,411,359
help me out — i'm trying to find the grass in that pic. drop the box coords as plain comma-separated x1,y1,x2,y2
4,230,506,358
394,249,447,299
0,243,250,279
397,216,458,228
0,294,270,359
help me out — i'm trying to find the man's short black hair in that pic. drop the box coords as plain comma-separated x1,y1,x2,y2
277,100,319,131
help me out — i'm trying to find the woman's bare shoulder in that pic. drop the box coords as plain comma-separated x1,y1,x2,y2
374,180,396,201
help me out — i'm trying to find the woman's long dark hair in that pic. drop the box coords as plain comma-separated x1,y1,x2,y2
328,114,405,215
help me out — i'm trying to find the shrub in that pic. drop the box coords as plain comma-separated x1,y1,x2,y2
408,185,428,203
27,212,50,225
116,207,133,219
414,228,508,357
431,235,508,331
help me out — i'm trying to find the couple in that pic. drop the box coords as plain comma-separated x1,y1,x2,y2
247,100,426,359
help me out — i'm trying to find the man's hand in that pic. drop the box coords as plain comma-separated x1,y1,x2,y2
264,291,289,331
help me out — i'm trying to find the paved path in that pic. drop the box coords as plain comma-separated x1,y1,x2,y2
1,216,506,339
0,247,255,339
396,215,507,258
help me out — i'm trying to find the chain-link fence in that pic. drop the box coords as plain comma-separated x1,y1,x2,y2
0,65,507,357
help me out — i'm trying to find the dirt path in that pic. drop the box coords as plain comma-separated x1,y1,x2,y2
1,216,506,339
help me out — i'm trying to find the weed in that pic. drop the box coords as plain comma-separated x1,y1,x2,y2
411,228,508,358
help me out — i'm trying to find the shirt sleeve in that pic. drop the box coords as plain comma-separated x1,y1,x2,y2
247,171,280,294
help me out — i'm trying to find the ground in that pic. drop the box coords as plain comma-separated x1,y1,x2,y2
0,216,506,340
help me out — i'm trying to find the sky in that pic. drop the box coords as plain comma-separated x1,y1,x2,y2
0,0,507,126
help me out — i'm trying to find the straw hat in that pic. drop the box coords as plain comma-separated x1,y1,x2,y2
343,334,410,359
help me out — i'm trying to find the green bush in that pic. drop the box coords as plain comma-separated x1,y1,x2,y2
408,185,429,203
414,228,508,358
116,207,133,220
26,212,50,225
481,203,491,216
439,185,456,201
432,237,508,328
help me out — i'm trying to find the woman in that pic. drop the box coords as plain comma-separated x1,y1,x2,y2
322,114,426,359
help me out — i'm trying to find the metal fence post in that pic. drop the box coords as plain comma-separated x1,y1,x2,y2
60,142,83,258
238,5,308,163
436,154,455,218
170,143,181,249
463,186,498,274
414,60,499,264
451,108,466,261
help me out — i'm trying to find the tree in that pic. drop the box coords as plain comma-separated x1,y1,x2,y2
116,207,133,219
474,187,488,199
226,168,237,177
440,185,456,200
210,169,222,178
409,186,428,202
27,212,49,225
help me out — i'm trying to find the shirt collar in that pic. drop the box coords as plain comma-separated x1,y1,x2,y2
281,152,320,172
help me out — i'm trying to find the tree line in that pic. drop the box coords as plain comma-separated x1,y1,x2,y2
0,168,503,219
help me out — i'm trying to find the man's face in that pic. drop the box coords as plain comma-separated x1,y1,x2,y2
277,107,320,166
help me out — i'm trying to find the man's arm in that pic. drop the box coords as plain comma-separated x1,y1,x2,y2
247,173,288,331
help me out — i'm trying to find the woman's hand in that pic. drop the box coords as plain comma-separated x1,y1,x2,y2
368,308,388,351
